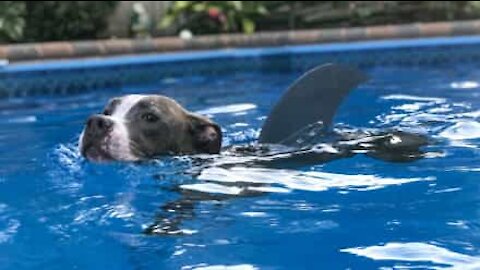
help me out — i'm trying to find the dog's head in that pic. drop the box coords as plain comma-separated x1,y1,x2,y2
79,94,222,161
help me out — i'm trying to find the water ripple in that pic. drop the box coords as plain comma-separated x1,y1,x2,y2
196,103,257,115
342,242,480,270
0,204,20,245
183,264,258,270
180,167,435,195
439,121,480,140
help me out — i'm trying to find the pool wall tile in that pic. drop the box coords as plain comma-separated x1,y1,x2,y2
343,27,368,41
419,22,452,37
35,42,74,59
318,29,345,42
152,37,185,52
0,47,6,59
391,24,420,39
72,42,104,58
6,45,39,61
451,20,480,35
131,39,157,53
4,35,480,98
103,39,133,55
366,25,395,40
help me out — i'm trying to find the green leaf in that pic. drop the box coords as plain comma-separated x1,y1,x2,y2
232,1,243,10
257,6,268,15
193,3,206,12
159,15,175,29
174,1,191,10
241,18,255,34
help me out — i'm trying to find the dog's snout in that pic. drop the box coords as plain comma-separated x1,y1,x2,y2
85,115,113,136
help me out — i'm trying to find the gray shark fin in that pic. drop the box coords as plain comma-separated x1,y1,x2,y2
258,63,368,145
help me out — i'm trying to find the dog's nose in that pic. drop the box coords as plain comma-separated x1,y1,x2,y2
85,115,113,137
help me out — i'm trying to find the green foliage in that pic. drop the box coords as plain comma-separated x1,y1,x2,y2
23,1,118,42
2,1,480,42
255,1,480,31
0,2,26,42
0,1,118,43
160,1,480,35
130,3,152,38
160,1,268,35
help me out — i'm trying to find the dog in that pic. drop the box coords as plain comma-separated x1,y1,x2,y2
79,94,222,162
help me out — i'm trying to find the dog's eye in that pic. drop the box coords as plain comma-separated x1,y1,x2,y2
103,109,112,116
141,113,159,123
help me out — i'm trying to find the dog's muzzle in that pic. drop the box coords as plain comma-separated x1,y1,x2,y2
80,114,114,161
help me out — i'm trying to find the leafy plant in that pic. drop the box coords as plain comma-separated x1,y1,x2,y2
254,1,480,31
22,1,119,42
160,1,268,35
0,2,26,42
1,1,119,43
130,2,152,38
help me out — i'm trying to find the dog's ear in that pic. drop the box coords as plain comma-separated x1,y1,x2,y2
188,113,222,154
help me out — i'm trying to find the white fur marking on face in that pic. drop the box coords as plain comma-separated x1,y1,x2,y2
78,130,85,150
112,94,146,121
105,116,138,161
80,95,148,161
104,94,146,161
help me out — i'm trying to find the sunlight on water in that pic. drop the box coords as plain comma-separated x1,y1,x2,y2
450,81,480,90
342,242,480,270
5,116,37,124
180,167,435,195
0,204,20,244
183,264,258,270
381,94,447,103
439,121,480,140
196,103,257,115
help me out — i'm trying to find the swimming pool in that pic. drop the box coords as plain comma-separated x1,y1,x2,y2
1,36,480,269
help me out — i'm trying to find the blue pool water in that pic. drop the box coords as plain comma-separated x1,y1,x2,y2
1,37,480,269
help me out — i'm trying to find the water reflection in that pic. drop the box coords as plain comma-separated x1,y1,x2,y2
143,126,432,235
188,167,434,194
342,242,480,269
183,264,258,270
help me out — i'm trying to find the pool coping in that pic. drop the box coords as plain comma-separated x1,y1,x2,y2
2,19,480,63
3,34,480,73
